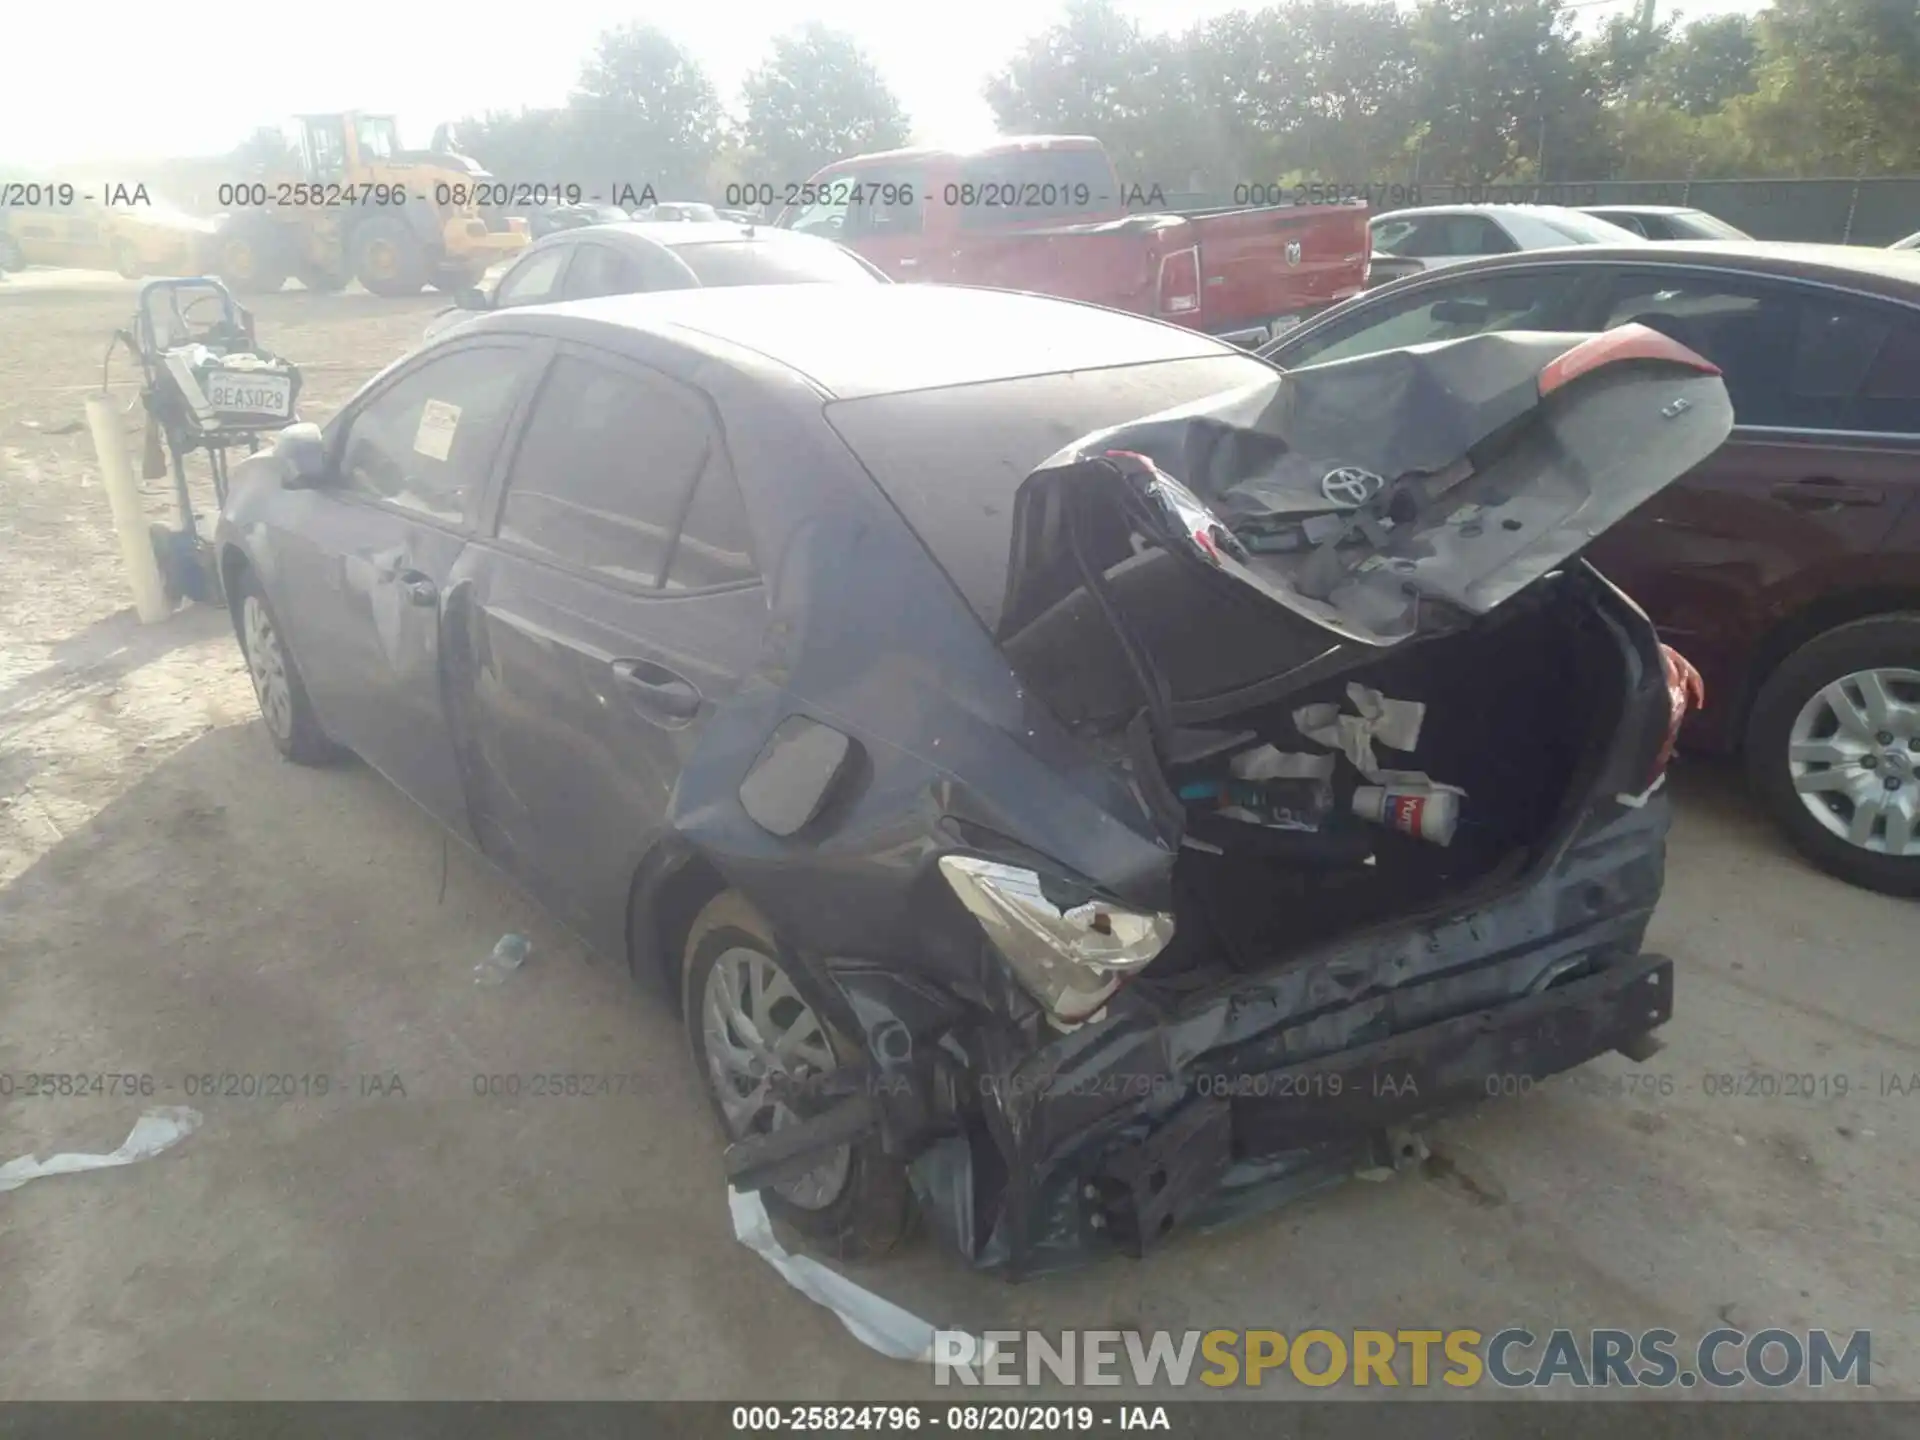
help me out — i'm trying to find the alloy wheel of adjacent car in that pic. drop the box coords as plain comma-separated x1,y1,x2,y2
699,945,852,1211
1747,613,1920,897
1787,667,1920,856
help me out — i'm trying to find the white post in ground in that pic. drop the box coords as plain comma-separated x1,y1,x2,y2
85,394,171,624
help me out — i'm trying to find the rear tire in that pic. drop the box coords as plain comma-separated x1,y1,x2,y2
295,264,349,294
114,241,143,280
0,232,23,271
430,263,486,293
1745,612,1920,897
233,569,341,765
215,221,289,294
351,216,430,296
681,891,909,1261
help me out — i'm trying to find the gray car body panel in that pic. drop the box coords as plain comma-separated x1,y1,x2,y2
217,285,1715,1275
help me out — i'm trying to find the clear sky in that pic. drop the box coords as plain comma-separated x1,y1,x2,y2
4,0,1767,172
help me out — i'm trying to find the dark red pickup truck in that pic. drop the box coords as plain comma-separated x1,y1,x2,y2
774,136,1371,347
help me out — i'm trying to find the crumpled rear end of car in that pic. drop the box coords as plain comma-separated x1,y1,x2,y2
705,325,1730,1275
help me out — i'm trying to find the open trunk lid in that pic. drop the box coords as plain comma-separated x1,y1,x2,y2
998,326,1733,656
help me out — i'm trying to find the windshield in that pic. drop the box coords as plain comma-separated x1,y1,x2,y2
678,239,882,286
1534,212,1644,244
355,116,400,160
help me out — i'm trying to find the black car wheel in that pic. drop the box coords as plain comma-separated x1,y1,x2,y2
1746,613,1920,896
234,570,341,766
0,231,24,271
681,891,909,1259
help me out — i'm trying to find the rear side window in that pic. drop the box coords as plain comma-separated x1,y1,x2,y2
562,243,645,300
1388,216,1516,258
497,354,758,588
498,355,711,587
341,344,530,525
954,148,1118,229
496,246,568,307
1605,272,1920,432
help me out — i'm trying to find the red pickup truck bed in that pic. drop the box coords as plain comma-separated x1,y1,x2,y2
775,136,1371,347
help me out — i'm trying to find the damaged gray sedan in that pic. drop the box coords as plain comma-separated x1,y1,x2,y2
215,284,1731,1277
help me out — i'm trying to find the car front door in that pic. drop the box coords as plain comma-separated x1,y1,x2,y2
270,339,541,835
445,345,767,950
1580,268,1920,744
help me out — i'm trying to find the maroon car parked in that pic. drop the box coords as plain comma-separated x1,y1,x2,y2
1263,242,1920,895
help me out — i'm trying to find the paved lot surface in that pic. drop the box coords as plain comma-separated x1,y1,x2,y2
1,278,1915,1403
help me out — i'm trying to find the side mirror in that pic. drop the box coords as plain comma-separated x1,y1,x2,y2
455,287,490,311
274,422,330,488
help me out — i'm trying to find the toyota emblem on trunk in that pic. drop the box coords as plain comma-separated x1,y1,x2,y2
1285,239,1303,266
1321,466,1384,507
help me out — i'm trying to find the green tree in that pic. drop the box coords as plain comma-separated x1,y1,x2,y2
983,0,1185,182
572,24,724,196
739,24,911,183
1649,15,1761,116
1404,0,1610,183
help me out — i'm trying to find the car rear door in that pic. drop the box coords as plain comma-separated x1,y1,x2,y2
1581,266,1920,744
270,338,542,835
445,345,767,950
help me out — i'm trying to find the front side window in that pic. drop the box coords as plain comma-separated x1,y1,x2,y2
497,355,723,589
354,116,399,162
1276,268,1595,367
340,345,530,524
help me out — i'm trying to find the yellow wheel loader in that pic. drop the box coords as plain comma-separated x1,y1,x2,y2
211,114,529,296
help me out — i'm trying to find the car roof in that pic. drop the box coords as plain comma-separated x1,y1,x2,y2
547,221,817,250
491,284,1234,399
1349,240,1920,297
1580,204,1706,216
824,135,1105,168
1370,204,1613,222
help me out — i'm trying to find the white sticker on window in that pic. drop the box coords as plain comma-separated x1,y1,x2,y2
413,399,461,462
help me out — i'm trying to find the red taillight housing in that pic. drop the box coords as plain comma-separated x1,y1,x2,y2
1157,246,1200,317
1538,322,1721,397
1652,643,1706,783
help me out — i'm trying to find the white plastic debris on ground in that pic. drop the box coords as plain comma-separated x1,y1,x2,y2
729,1186,997,1367
0,1106,203,1193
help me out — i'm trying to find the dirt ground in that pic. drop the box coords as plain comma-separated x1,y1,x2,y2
1,275,1916,1405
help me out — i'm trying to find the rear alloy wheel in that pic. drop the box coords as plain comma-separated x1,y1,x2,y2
236,575,339,765
351,216,429,297
114,241,143,280
1748,613,1920,896
681,892,908,1258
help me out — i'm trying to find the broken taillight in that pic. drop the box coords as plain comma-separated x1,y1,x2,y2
1157,246,1201,316
1653,643,1705,783
1538,322,1721,397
